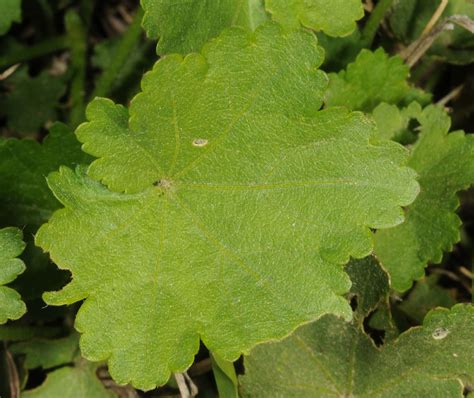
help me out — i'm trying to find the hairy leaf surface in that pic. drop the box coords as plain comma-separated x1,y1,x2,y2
374,105,474,291
240,304,474,397
265,0,364,37
142,0,268,54
37,24,418,390
0,227,25,324
325,48,430,112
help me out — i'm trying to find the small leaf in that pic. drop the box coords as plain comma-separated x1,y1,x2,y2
142,0,269,54
345,256,389,321
21,359,116,398
0,68,66,133
240,304,474,397
265,0,364,37
0,0,21,35
399,275,456,324
374,105,474,292
36,24,418,390
211,353,238,398
0,227,26,324
11,333,80,370
0,122,92,229
324,48,431,112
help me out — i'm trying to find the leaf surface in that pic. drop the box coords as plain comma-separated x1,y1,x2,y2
37,24,418,390
325,48,430,112
374,105,474,291
0,68,66,133
0,0,21,35
0,227,26,324
11,333,80,370
21,360,115,398
142,0,268,54
240,304,474,397
265,0,364,37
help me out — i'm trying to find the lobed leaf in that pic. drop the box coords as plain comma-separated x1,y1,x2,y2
0,227,26,324
374,105,474,292
240,304,474,397
324,48,430,112
36,24,418,390
265,0,364,37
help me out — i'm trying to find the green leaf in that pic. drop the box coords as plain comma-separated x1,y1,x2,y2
0,0,21,35
211,353,239,398
0,227,26,324
36,24,418,390
390,0,474,65
141,0,268,54
21,359,115,398
398,275,456,324
374,105,474,292
324,48,431,112
265,0,364,37
345,256,389,321
0,68,66,133
0,123,91,300
0,122,91,229
240,304,474,397
11,333,80,370
372,101,422,142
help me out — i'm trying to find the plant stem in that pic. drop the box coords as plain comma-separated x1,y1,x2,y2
0,36,70,70
91,7,145,99
361,0,395,47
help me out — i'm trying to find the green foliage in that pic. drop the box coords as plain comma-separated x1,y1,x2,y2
0,1,473,396
0,68,66,133
0,0,21,35
11,333,79,370
325,48,430,111
374,105,474,292
390,0,474,64
35,24,418,390
0,123,91,229
21,360,115,398
240,304,474,397
0,227,25,324
265,0,364,37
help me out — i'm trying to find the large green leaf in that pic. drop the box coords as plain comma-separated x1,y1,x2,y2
141,0,268,54
374,105,474,292
325,48,430,112
36,24,418,390
240,304,474,397
265,0,364,37
0,227,25,324
0,0,21,35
